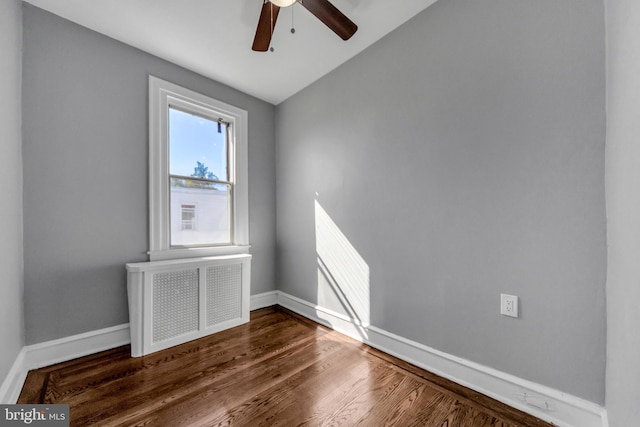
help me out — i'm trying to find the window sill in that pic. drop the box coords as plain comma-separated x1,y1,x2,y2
148,245,251,262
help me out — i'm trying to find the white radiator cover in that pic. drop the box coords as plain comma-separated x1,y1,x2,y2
126,254,251,357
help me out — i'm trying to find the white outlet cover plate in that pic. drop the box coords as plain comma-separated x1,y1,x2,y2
500,294,519,318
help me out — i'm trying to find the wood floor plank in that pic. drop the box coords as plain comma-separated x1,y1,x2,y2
252,357,393,427
17,369,49,404
368,348,546,426
198,343,370,426
19,306,553,427
351,376,433,426
96,333,344,426
60,315,315,409
318,366,408,426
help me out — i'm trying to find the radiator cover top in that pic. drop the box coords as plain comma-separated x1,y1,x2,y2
126,254,251,357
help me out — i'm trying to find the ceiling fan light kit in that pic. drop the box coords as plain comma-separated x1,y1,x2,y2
270,0,297,7
252,0,358,52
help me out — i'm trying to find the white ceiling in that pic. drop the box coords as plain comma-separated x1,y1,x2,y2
23,0,438,104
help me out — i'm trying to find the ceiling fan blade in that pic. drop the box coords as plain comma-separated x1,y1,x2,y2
252,2,281,52
299,0,357,41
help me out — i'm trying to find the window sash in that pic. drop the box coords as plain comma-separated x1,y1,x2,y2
169,176,233,247
168,105,232,182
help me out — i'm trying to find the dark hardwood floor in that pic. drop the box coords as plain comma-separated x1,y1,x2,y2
19,306,553,426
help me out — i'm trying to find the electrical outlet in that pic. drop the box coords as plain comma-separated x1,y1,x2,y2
500,294,518,318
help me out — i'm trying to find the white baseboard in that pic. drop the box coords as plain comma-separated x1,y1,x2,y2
24,324,131,371
250,291,278,310
275,290,607,427
0,324,130,404
0,348,28,404
0,292,277,404
1,292,609,427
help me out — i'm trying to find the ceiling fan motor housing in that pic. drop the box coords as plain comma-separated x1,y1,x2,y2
252,0,358,52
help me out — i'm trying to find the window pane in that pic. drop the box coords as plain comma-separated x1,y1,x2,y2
169,107,228,180
170,178,231,246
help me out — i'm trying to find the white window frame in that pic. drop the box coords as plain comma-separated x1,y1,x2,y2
148,76,249,261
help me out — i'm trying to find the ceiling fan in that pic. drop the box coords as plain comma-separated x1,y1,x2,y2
252,0,358,52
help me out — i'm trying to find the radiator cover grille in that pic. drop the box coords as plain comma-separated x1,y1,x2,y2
127,254,251,357
207,264,242,327
152,269,199,342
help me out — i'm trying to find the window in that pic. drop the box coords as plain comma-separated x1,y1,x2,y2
169,106,231,247
149,76,249,261
180,204,196,231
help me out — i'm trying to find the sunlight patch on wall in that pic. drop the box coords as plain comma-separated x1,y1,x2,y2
315,200,370,334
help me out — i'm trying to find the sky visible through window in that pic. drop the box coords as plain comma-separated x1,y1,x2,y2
169,107,227,180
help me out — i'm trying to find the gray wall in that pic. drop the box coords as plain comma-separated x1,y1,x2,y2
605,0,640,424
276,0,606,404
0,0,25,387
22,5,276,344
